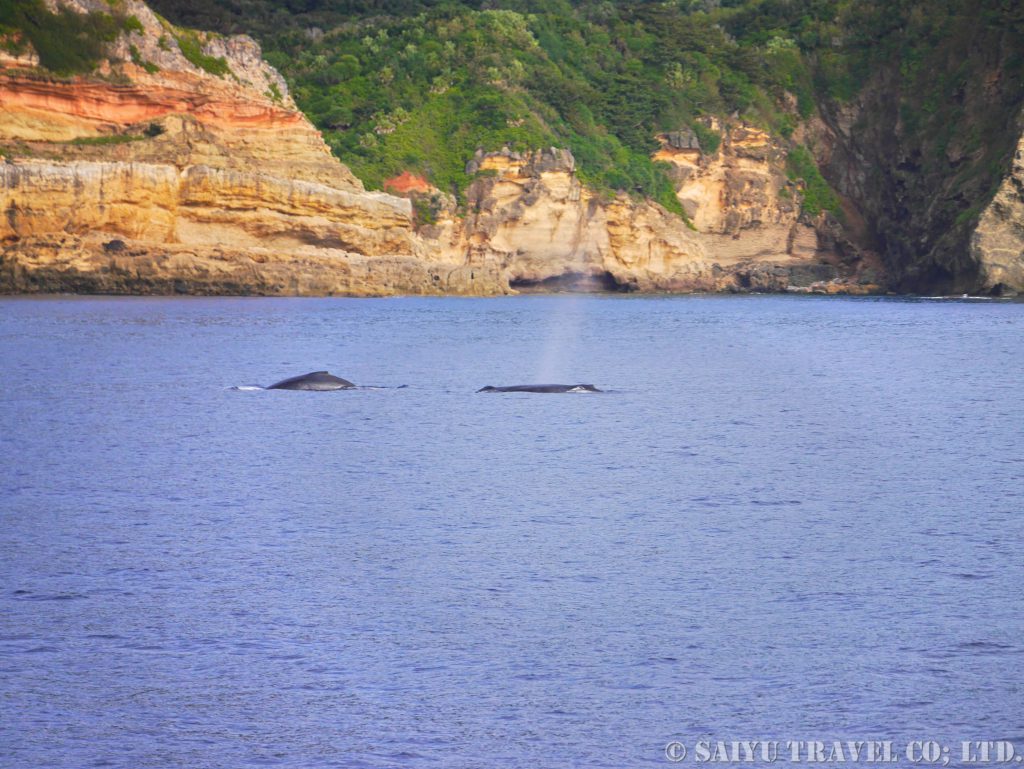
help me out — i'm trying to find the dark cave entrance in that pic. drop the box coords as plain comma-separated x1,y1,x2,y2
509,271,637,293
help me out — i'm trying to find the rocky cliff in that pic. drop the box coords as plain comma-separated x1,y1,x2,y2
971,125,1024,295
414,126,878,294
63,0,1021,297
0,0,468,295
806,11,1024,296
0,0,879,296
3,0,1019,296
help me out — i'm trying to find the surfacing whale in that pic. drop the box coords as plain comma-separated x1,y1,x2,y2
267,371,355,391
477,384,602,393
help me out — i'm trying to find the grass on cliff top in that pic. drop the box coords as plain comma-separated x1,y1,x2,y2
272,6,765,213
0,0,228,81
0,0,140,74
110,0,1024,238
56,0,859,215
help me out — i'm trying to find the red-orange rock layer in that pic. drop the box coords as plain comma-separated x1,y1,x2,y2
384,171,434,195
0,74,302,132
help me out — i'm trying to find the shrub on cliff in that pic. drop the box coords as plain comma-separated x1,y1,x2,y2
142,0,823,210
143,0,1024,235
786,146,841,218
173,29,230,77
0,0,136,74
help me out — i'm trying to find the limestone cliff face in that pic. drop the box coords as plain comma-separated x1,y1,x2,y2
0,0,463,296
0,0,878,297
655,121,873,287
420,131,877,294
3,1,1021,296
441,148,713,292
971,126,1024,295
0,1,354,188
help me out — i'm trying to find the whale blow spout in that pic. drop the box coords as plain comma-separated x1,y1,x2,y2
267,371,356,391
477,384,602,393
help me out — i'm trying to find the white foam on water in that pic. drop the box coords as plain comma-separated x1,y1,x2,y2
923,295,995,301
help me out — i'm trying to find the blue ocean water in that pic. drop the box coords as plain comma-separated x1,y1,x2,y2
1,295,1022,768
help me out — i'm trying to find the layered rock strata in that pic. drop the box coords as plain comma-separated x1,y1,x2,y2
1,0,450,295
1,0,881,296
419,133,877,294
971,128,1024,296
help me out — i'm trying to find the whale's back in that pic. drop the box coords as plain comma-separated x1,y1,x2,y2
477,384,601,393
267,371,355,390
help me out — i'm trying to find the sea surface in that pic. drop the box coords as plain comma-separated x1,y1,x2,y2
1,295,1022,768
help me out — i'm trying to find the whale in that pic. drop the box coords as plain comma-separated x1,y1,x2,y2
266,371,355,391
477,384,602,393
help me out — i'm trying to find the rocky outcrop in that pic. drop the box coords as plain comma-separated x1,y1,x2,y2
0,0,878,297
0,0,459,295
808,24,1024,295
656,121,861,268
0,234,503,296
971,126,1024,295
2,158,416,248
418,135,878,294
384,171,434,196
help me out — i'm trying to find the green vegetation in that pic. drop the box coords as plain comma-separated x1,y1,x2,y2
122,15,144,35
786,146,841,218
412,195,444,226
67,134,145,146
954,205,983,228
691,123,721,156
0,0,139,74
150,0,843,208
296,4,812,207
128,43,159,73
57,127,163,146
14,0,1022,230
173,29,230,76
